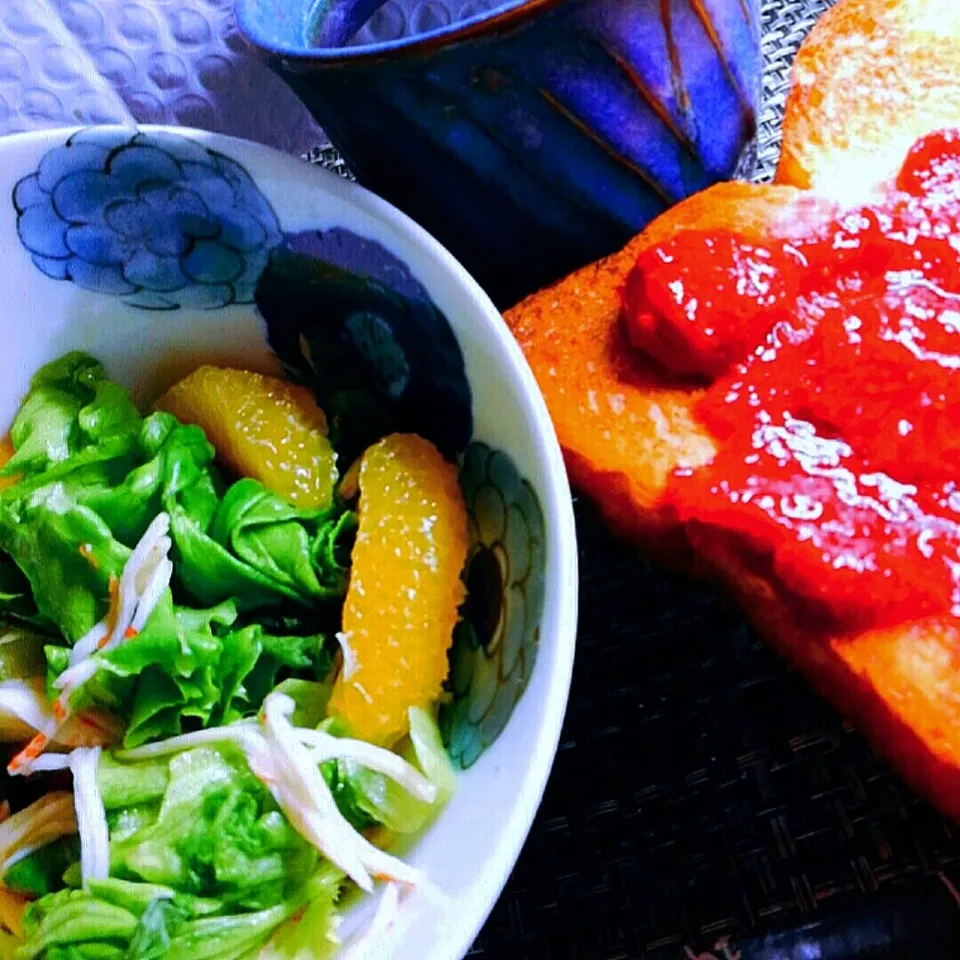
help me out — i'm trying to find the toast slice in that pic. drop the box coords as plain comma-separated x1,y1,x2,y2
504,0,960,819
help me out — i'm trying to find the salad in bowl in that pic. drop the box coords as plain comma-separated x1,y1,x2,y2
0,127,577,959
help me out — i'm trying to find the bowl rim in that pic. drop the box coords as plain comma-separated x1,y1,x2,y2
234,0,564,69
0,123,579,960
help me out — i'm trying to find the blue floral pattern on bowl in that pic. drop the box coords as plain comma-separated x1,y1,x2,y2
443,441,547,769
14,128,283,310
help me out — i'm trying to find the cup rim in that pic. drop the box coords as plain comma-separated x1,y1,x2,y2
235,0,564,68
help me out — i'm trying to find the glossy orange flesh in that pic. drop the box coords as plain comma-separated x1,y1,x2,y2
329,433,468,746
157,366,338,509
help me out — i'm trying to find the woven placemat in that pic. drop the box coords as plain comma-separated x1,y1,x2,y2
309,2,960,957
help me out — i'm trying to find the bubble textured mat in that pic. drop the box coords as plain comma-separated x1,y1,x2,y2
309,1,960,956
0,0,324,153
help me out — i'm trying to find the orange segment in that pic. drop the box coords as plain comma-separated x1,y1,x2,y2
157,366,337,509
329,433,468,746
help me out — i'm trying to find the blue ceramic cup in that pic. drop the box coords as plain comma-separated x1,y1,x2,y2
237,0,761,306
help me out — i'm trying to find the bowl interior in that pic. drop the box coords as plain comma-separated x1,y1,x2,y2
0,126,577,959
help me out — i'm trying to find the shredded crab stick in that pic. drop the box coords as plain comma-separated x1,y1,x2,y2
118,693,435,892
69,747,109,887
0,749,107,904
256,694,422,892
0,679,118,749
338,882,401,960
0,793,77,876
64,512,173,676
22,749,110,887
335,875,452,959
116,716,437,804
9,513,173,775
0,680,58,742
295,729,438,801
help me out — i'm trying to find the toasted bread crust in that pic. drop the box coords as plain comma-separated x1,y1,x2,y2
507,181,832,537
504,0,960,820
696,532,960,821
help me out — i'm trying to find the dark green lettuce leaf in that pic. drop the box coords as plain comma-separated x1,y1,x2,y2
0,487,129,643
40,595,333,749
169,482,354,611
0,554,57,635
45,599,333,748
2,836,79,897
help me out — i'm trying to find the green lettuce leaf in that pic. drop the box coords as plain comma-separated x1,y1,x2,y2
123,897,180,959
0,555,56,635
88,879,175,917
18,889,140,959
239,868,342,960
318,709,456,835
95,597,236,748
168,484,354,612
98,755,170,810
109,747,317,911
2,353,140,485
17,752,346,960
0,352,353,631
0,486,129,643
0,351,352,739
18,870,342,960
222,632,331,723
42,594,334,748
267,680,330,730
74,414,218,549
408,705,458,804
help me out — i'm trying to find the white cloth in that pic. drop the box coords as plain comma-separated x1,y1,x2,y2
0,0,326,155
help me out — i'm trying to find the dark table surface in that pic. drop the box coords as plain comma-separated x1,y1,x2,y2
313,1,960,956
469,1,960,955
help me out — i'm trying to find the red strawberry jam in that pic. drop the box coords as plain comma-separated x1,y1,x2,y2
622,232,803,380
624,130,960,630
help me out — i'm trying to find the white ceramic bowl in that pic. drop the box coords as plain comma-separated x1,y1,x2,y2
0,126,577,959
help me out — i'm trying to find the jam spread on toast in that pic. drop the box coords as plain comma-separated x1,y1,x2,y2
624,130,960,629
